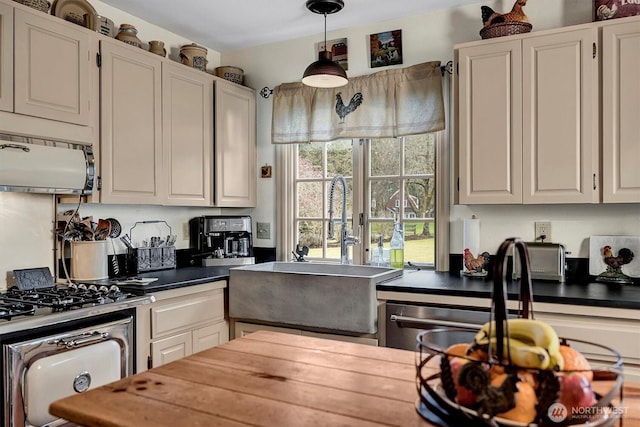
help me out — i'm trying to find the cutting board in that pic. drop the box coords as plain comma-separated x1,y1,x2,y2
589,235,640,277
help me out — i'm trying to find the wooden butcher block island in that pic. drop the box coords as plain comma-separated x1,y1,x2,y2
50,331,640,427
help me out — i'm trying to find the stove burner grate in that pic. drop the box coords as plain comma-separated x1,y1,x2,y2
0,302,36,320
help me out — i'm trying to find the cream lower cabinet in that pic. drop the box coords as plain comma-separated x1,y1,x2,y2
136,281,229,372
601,18,640,203
535,310,640,383
233,321,379,346
457,27,598,204
214,79,256,207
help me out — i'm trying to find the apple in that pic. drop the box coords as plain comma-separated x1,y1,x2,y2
558,373,597,421
449,356,479,407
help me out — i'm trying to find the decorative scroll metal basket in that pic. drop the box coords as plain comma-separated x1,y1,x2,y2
415,238,624,427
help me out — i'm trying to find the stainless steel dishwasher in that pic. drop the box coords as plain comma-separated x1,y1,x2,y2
385,302,496,351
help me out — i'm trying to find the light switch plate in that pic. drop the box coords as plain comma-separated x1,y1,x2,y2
257,222,270,239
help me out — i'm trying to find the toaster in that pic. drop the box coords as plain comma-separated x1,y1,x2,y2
513,242,566,282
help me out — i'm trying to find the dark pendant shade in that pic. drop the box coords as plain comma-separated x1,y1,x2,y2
302,0,348,88
302,51,348,88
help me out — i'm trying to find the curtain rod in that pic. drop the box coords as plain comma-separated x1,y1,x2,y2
260,60,453,99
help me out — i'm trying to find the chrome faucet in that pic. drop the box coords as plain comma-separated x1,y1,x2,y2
328,175,359,264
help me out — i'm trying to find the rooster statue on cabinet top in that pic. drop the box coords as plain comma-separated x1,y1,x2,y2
481,0,529,27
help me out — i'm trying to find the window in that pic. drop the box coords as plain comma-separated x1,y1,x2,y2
292,133,441,267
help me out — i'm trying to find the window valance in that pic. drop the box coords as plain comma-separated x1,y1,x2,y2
271,61,445,144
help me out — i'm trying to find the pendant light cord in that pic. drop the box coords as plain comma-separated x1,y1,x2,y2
323,12,327,52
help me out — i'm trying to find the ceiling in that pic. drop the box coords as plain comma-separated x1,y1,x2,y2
99,0,482,52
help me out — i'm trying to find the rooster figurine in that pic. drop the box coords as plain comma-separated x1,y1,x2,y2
596,244,635,284
335,92,363,124
481,0,529,27
463,248,491,277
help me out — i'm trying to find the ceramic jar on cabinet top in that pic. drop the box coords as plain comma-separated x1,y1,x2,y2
115,24,142,48
180,43,208,71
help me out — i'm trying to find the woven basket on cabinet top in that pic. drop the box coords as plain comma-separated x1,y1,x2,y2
480,21,532,39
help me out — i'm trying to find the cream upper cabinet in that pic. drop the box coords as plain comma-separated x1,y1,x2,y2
13,8,92,126
0,1,12,113
601,18,640,203
214,79,256,207
522,28,598,204
457,27,598,204
162,61,213,206
458,40,523,204
99,38,163,204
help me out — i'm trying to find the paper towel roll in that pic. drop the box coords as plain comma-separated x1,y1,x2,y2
462,217,480,256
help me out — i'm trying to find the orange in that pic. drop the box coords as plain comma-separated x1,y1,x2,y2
559,345,593,382
445,342,471,360
491,373,537,424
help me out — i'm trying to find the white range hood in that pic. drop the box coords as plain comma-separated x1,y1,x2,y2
0,134,94,195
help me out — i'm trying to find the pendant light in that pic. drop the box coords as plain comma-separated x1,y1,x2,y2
302,0,348,88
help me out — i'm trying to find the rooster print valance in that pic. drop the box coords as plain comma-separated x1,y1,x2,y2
271,61,445,144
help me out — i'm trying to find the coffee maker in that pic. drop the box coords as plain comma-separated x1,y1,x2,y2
189,216,254,266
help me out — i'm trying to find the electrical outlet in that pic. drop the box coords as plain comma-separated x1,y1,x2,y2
183,222,190,240
535,221,551,242
257,222,270,239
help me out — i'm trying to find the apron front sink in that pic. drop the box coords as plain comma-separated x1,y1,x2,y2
229,262,402,334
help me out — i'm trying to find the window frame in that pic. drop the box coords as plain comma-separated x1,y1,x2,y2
278,129,450,271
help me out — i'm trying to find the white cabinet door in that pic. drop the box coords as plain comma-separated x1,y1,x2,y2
458,40,523,204
151,332,192,368
13,9,91,125
602,19,640,203
214,79,256,207
522,28,598,204
0,2,12,113
193,322,229,353
162,62,213,206
99,39,162,204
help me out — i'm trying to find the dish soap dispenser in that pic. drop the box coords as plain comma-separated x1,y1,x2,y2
390,220,404,269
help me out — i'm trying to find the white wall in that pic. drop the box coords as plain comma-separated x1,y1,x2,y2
222,0,640,258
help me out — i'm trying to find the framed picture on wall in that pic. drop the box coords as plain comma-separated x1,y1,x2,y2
316,38,348,70
369,29,403,68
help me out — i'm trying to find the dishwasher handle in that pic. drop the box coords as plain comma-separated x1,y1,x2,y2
389,314,481,331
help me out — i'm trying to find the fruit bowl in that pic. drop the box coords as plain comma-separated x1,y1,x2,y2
415,328,624,427
414,239,624,427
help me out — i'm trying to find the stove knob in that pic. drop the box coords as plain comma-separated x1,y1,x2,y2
109,285,121,293
88,285,98,292
69,283,78,290
77,284,87,290
98,286,109,293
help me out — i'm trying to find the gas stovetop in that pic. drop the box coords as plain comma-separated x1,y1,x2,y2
0,283,132,319
1,268,155,334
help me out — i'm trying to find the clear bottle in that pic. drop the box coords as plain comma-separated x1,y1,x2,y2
389,221,404,269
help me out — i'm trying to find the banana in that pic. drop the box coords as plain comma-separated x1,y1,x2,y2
473,318,562,368
487,337,551,369
548,351,565,371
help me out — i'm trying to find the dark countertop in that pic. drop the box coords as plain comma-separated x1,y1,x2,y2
117,265,640,310
377,269,640,310
117,266,231,294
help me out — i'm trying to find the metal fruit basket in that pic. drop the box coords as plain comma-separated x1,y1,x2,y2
415,238,624,427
